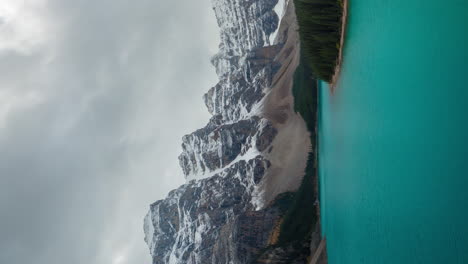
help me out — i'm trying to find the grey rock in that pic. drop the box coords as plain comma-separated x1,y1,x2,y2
143,0,307,263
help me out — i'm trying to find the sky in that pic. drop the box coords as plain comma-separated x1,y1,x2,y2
0,0,219,263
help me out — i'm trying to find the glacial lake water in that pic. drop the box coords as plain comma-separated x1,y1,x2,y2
318,0,468,263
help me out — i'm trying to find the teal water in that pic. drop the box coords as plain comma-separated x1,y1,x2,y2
318,1,468,263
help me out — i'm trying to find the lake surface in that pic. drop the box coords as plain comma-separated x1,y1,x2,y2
318,0,468,263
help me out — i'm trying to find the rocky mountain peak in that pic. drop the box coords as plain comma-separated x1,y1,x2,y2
143,0,310,263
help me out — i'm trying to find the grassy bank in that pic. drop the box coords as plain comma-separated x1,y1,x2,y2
276,52,318,246
294,0,344,82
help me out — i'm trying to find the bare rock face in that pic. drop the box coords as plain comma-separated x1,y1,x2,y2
144,157,282,264
177,0,284,183
178,117,276,178
210,0,279,78
143,0,309,263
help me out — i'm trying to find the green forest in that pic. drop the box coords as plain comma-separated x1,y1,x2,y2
294,0,344,82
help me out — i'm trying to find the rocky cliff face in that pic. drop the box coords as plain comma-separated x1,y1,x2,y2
143,0,309,263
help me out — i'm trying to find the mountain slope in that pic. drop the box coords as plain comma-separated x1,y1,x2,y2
143,1,313,263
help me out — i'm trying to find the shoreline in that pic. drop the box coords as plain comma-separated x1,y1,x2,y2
310,81,327,264
310,1,350,261
329,0,349,92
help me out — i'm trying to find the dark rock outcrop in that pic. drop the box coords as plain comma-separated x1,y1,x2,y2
143,0,311,263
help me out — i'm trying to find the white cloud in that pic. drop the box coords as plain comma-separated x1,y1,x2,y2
0,0,220,263
0,89,43,129
0,0,52,54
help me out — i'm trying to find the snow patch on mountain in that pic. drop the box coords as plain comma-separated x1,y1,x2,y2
269,0,288,44
143,0,295,263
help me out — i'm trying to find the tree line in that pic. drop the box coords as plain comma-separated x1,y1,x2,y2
294,0,344,82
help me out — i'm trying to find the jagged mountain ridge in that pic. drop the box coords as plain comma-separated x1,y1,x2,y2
143,0,310,263
178,0,282,193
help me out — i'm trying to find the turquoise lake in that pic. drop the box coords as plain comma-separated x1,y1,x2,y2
318,0,468,263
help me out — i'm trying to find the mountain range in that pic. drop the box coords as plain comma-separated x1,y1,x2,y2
143,0,316,263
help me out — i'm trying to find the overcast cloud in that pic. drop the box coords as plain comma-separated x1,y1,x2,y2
0,0,219,263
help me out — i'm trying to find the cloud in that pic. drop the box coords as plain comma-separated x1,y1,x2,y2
0,0,219,263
